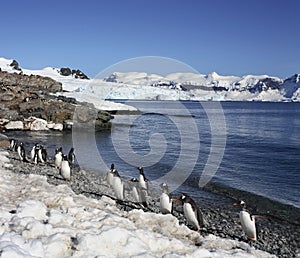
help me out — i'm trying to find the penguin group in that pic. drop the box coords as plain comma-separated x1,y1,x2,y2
8,138,259,240
107,165,148,205
106,164,207,232
106,164,260,240
9,138,75,181
31,143,47,164
52,146,75,181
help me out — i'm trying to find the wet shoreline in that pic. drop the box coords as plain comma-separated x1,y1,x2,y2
3,146,299,258
203,181,300,226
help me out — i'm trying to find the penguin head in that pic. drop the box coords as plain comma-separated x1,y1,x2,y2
62,154,68,161
137,167,144,173
233,200,247,209
159,183,168,191
110,163,115,170
56,147,63,154
176,193,189,204
180,194,186,201
129,178,139,182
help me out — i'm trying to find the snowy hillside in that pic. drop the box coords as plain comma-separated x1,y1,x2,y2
1,57,299,102
0,58,137,112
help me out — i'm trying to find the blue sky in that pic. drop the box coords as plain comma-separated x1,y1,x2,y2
1,0,299,78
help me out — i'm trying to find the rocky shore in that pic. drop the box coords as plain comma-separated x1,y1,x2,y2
2,140,299,258
0,70,113,132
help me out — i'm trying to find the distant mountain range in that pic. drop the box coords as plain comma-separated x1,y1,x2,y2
1,57,299,102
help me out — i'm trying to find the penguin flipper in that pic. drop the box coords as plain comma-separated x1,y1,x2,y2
196,208,205,228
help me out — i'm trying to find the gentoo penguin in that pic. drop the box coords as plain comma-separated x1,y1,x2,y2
177,194,204,231
31,143,38,162
40,145,47,163
233,200,257,241
68,147,75,165
137,167,149,194
112,169,125,201
60,155,71,181
129,178,147,207
32,144,47,164
106,163,115,187
16,142,28,162
9,139,17,151
159,183,172,214
54,147,63,169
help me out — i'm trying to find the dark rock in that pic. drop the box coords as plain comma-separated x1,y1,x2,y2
10,60,21,71
59,67,89,79
249,77,281,93
60,67,72,76
57,95,77,104
71,69,89,80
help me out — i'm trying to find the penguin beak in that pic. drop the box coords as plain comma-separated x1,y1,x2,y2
174,199,182,204
233,203,239,207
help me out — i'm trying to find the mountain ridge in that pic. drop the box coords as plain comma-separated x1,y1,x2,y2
1,57,299,102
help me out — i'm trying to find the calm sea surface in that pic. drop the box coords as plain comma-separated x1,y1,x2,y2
6,101,300,209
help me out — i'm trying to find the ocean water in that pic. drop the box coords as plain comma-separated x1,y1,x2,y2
6,101,300,210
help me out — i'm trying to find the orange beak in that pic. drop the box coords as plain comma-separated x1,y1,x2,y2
174,199,182,204
233,203,239,206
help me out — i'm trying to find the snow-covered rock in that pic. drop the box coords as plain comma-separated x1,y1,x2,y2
27,117,49,131
4,121,24,130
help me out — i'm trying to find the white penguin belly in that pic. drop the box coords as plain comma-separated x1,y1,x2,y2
183,203,199,230
55,153,62,168
38,149,44,163
107,172,113,187
132,186,140,202
17,147,22,160
239,211,256,240
139,176,147,191
160,193,172,214
113,177,124,200
31,148,35,161
61,161,71,180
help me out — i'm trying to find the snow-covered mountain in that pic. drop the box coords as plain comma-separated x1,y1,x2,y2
101,71,300,102
1,57,299,102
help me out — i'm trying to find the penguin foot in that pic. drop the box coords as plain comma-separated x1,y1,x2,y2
246,237,256,243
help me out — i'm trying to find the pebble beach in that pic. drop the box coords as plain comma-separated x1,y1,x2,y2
0,138,299,257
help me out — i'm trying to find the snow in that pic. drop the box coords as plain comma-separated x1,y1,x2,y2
0,150,276,258
59,91,138,112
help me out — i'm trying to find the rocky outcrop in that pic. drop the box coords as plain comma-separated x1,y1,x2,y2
60,67,89,79
249,77,281,93
0,71,112,132
10,60,21,71
0,70,62,93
